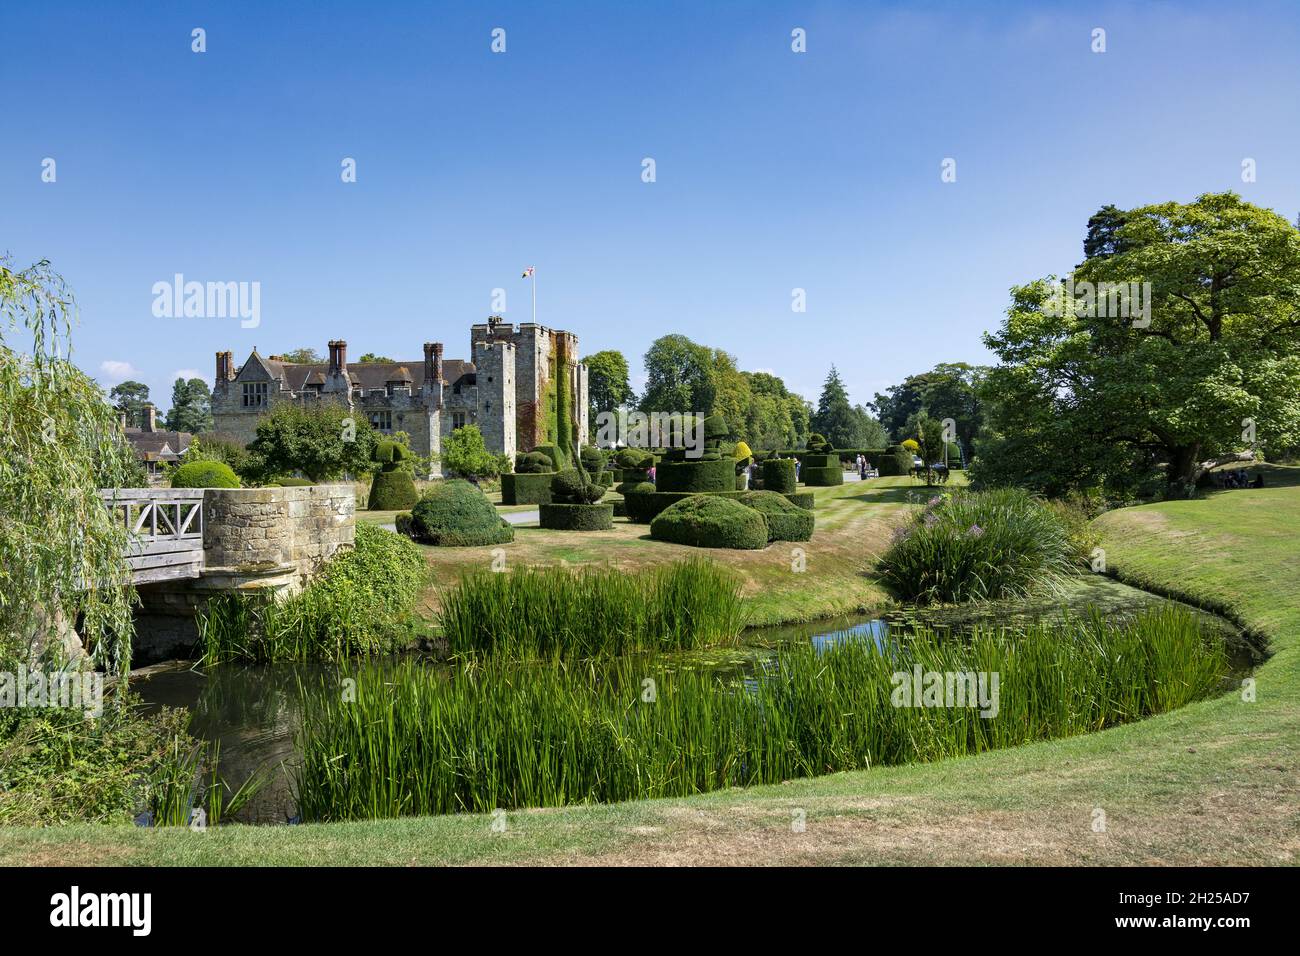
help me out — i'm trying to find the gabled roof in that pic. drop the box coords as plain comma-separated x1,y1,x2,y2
234,352,475,392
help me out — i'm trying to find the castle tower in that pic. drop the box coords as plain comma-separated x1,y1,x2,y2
471,335,516,460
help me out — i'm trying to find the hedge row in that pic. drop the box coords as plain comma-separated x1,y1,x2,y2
655,457,735,493
801,465,843,486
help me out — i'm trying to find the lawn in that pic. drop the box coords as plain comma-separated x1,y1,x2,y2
404,476,931,629
3,469,1296,865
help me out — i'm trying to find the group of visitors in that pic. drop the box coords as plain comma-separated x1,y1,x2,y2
1214,468,1262,490
854,454,877,480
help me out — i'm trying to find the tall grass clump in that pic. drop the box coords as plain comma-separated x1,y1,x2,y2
292,604,1228,820
877,487,1080,603
437,558,746,658
200,523,431,663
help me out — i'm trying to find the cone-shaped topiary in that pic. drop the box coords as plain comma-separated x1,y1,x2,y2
739,490,814,542
405,479,514,546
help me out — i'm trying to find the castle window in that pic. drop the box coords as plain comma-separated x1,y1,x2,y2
451,411,467,430
369,411,393,432
242,382,268,409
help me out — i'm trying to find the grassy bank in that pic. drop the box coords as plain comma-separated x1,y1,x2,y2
3,467,1295,865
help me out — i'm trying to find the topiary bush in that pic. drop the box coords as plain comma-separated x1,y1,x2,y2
368,439,418,511
405,479,514,546
622,481,660,523
655,457,735,493
784,491,816,510
514,451,553,474
649,495,769,550
877,488,1078,603
762,457,798,494
531,443,566,470
500,472,553,505
801,463,843,486
539,502,613,530
170,460,240,488
739,490,814,542
550,469,606,504
878,445,915,477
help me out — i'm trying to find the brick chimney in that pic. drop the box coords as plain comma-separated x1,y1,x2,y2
215,350,236,392
328,340,349,376
432,342,444,383
142,403,157,432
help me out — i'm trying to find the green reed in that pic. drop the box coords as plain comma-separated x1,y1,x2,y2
436,558,747,658
292,603,1229,821
199,524,430,663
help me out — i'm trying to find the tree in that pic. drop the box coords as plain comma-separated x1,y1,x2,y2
247,403,378,482
584,349,633,424
357,352,393,363
810,366,860,448
110,380,150,426
439,424,509,481
978,193,1300,496
1,257,138,671
279,347,324,363
164,377,213,433
871,363,984,450
640,334,716,417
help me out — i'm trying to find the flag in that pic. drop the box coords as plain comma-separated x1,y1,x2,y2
521,266,534,278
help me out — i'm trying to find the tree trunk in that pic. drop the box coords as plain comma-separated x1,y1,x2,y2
1167,443,1203,493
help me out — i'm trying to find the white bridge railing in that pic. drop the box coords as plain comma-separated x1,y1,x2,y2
100,489,206,583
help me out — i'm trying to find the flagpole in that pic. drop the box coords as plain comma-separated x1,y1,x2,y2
532,268,537,325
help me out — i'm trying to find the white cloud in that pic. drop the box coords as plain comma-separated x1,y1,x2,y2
99,360,138,383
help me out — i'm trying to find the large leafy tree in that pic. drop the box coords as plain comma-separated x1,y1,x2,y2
640,334,716,417
279,347,324,364
1,257,138,671
164,376,213,433
871,363,984,450
247,402,378,482
977,192,1300,495
439,424,509,480
109,380,151,426
583,349,633,424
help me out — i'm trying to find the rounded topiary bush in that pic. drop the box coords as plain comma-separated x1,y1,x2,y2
649,495,768,550
369,468,418,510
532,443,565,470
739,491,814,542
406,479,514,546
170,460,240,488
762,457,797,494
514,451,553,474
551,469,605,504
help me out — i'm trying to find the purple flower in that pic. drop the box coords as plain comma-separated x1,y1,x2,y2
923,513,939,528
966,524,985,538
928,496,942,507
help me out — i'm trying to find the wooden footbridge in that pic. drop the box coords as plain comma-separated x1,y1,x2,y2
100,489,206,584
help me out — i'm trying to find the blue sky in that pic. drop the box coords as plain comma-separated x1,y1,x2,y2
3,0,1299,411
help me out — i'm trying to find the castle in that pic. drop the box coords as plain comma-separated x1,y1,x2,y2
211,320,589,473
